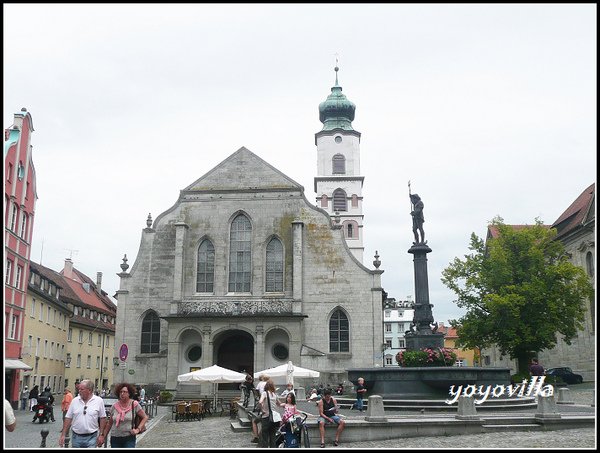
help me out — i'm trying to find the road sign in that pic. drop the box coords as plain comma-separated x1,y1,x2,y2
119,344,128,361
128,369,135,375
120,361,127,370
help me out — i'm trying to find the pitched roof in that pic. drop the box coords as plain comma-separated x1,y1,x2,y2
59,267,117,315
29,261,80,304
551,183,595,240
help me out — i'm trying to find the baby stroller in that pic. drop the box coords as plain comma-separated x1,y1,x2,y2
275,412,310,448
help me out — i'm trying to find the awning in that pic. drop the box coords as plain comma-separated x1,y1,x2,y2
5,359,33,370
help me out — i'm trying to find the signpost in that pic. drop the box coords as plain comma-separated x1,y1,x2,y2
119,344,128,362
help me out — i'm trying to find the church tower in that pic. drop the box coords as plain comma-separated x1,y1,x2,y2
314,65,364,262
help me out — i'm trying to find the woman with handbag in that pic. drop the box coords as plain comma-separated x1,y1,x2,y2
102,383,148,448
258,379,281,448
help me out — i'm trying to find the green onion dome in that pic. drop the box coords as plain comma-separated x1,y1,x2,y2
318,66,356,131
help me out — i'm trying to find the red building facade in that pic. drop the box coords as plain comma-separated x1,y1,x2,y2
4,108,37,406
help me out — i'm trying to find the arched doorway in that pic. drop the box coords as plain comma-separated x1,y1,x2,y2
215,330,254,390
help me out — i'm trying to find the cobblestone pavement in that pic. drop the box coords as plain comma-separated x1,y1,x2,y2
4,386,596,449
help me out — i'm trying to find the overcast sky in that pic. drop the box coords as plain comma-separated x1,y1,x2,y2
4,4,596,325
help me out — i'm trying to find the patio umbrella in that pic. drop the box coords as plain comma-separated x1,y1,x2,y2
254,361,320,386
177,364,247,408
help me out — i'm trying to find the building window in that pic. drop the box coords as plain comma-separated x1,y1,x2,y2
96,356,100,369
65,353,71,368
67,328,72,342
333,189,347,212
88,332,92,345
455,359,466,367
47,306,51,324
385,323,392,333
50,342,54,360
36,338,40,357
272,343,289,360
39,303,44,322
78,330,83,344
196,239,215,293
44,340,48,358
351,194,359,208
106,336,110,348
141,311,160,353
332,154,346,174
10,203,19,231
20,213,28,239
87,355,91,369
586,252,594,277
16,266,23,290
7,162,13,182
5,260,12,285
9,314,18,339
76,354,81,368
228,214,252,292
266,237,284,292
386,356,393,365
329,309,349,352
347,223,354,238
320,195,328,208
17,162,25,180
98,334,102,347
398,339,405,348
187,345,202,362
385,339,392,349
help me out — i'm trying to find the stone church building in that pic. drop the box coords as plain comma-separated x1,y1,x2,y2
114,70,385,392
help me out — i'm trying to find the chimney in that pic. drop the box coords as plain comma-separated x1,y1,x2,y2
64,258,74,279
96,272,103,293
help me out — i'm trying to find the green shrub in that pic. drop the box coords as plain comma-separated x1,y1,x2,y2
159,390,173,403
396,348,457,367
510,372,530,384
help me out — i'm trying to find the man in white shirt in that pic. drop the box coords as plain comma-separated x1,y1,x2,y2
5,399,16,432
58,380,107,448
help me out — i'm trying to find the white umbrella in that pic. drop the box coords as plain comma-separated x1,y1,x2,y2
178,364,247,408
254,361,320,381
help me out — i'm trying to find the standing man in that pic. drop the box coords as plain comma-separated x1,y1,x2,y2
529,358,545,377
410,193,425,243
139,385,146,403
58,379,107,448
20,386,29,411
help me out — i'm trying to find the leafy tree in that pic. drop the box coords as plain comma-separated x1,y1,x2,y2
441,218,594,375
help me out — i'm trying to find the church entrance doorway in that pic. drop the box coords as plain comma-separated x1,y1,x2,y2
214,329,254,390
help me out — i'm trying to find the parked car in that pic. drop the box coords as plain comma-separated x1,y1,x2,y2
545,367,583,384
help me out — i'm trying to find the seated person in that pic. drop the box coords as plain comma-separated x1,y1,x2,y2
317,388,345,447
280,383,295,399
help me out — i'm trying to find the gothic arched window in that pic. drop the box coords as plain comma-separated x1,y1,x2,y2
332,154,346,175
586,251,594,277
329,309,349,352
229,214,252,292
333,189,347,212
141,312,160,353
266,237,283,292
196,239,215,293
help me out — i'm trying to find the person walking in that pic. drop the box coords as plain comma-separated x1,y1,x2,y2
351,377,367,412
20,386,29,411
61,388,73,421
39,386,56,422
58,379,107,448
28,385,39,412
102,382,148,448
317,388,345,447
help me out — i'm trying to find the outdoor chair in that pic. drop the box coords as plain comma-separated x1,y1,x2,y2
189,402,201,421
175,402,188,422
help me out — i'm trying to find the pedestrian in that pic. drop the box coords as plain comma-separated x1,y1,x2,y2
258,379,281,448
102,382,148,448
139,385,146,403
240,373,254,408
20,386,29,411
529,358,545,377
317,388,345,447
61,388,73,421
280,383,295,399
5,398,16,432
28,385,39,412
351,377,367,412
251,374,269,443
58,379,107,448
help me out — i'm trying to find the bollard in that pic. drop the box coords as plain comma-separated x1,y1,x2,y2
535,393,561,420
40,429,49,447
456,395,480,420
556,387,574,404
364,395,387,422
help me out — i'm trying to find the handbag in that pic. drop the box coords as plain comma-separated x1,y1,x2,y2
266,392,282,426
131,401,146,433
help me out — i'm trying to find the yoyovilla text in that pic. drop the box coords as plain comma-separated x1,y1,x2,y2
445,376,553,405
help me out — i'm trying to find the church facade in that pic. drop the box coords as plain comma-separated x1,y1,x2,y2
114,71,384,392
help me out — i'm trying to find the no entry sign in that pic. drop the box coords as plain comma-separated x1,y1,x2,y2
119,343,128,362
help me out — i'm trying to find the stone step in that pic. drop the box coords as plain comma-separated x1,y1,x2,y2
482,424,541,432
230,420,252,433
238,416,252,427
